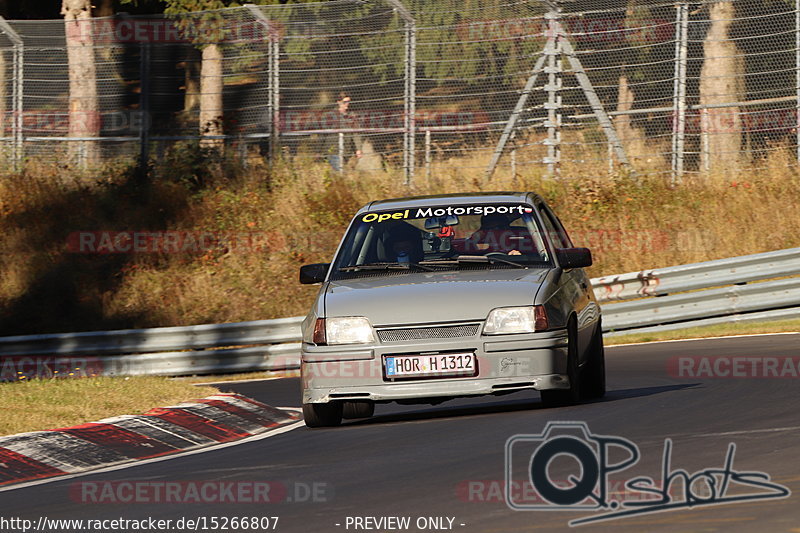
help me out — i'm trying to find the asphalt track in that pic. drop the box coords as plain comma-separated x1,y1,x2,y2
2,333,800,532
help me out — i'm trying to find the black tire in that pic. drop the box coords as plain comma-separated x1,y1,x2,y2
581,320,606,400
342,400,375,419
302,401,343,428
541,319,581,408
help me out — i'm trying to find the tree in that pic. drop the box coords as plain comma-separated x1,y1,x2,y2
93,0,116,17
612,1,658,155
62,0,100,165
159,0,283,148
118,0,291,148
700,1,745,172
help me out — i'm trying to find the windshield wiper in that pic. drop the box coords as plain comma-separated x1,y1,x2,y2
453,255,528,268
338,262,435,272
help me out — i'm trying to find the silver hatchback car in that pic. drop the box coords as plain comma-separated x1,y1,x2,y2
299,192,604,427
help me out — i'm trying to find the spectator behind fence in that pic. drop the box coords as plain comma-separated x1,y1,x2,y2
326,92,363,171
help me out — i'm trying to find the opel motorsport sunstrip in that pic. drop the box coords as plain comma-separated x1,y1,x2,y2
299,192,605,427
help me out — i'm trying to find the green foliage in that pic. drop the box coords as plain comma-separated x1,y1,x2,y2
355,0,546,85
119,0,281,12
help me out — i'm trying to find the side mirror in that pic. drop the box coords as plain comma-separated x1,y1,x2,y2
556,248,592,269
299,263,330,284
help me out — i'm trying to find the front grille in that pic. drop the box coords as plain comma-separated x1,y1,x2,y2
377,324,480,342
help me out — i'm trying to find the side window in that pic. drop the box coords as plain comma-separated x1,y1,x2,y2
538,204,573,249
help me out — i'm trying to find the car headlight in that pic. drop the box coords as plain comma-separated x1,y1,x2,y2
311,317,376,345
483,306,548,335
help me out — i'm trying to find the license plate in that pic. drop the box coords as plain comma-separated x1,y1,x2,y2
384,353,476,378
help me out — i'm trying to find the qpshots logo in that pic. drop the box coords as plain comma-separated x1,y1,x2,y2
504,422,790,526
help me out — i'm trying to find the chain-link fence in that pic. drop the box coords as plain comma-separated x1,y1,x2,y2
0,0,798,182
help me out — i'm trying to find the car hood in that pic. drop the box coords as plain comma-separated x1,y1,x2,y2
324,268,549,326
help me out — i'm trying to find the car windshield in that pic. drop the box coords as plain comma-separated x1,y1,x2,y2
330,203,552,280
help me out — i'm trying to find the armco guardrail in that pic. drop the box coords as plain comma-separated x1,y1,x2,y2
0,318,304,380
595,247,800,336
591,247,800,302
601,277,800,336
0,317,302,357
2,247,799,378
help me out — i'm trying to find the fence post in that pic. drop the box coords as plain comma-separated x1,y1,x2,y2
406,22,416,185
484,53,547,181
0,17,23,171
384,0,416,185
247,5,281,162
560,35,630,169
701,108,710,172
511,135,517,179
671,2,689,183
338,132,344,173
485,5,629,181
271,34,280,162
796,0,800,164
544,9,562,177
12,36,22,170
424,129,431,180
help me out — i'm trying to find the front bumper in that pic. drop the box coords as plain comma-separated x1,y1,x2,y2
301,328,569,404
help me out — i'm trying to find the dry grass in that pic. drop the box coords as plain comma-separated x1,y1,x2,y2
0,376,219,436
185,370,300,384
1,143,800,333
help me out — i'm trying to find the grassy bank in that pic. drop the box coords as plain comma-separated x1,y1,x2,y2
1,149,800,335
0,376,219,435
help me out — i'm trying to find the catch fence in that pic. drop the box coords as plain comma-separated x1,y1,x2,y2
0,0,798,182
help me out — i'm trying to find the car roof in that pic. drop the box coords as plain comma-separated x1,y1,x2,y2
358,192,543,214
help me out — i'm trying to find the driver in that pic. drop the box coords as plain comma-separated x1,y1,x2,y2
467,214,522,255
385,224,423,263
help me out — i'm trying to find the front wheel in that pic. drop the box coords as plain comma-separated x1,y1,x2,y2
302,401,343,428
581,320,606,399
541,320,581,408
